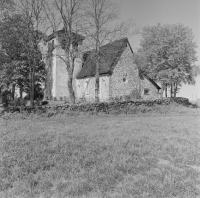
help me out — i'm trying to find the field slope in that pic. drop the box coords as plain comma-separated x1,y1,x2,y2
0,105,200,198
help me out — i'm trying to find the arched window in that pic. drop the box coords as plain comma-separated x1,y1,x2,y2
123,73,128,83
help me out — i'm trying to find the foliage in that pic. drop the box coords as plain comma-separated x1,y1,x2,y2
9,97,27,107
129,88,141,99
0,13,45,100
1,89,12,107
135,23,199,97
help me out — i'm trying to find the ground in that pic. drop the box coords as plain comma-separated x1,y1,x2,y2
0,104,200,198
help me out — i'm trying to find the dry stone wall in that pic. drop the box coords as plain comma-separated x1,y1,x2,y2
3,97,190,115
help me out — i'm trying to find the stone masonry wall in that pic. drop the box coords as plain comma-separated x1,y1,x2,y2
76,76,110,102
56,47,69,99
76,77,96,102
45,35,83,100
5,97,190,115
110,44,140,98
140,77,161,99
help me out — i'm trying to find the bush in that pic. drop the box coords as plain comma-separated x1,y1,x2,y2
9,98,27,107
41,101,48,106
124,95,131,101
129,89,141,100
1,90,12,107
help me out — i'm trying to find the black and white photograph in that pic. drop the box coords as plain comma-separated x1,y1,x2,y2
0,0,200,197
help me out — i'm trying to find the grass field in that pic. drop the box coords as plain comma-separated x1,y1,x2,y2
0,104,200,198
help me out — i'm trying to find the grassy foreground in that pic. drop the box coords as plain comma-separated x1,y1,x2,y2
0,104,200,198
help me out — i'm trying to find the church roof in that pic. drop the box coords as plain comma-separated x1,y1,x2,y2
139,71,161,90
46,29,85,42
76,37,130,79
76,37,161,90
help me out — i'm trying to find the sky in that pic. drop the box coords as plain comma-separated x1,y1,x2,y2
116,0,200,100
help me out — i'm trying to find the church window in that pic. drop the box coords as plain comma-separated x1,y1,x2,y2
123,73,128,83
144,88,150,95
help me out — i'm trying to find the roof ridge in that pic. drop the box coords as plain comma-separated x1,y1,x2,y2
77,37,129,79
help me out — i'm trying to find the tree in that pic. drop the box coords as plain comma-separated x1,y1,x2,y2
44,0,85,104
0,13,45,100
11,0,47,106
83,0,132,102
0,14,26,98
135,23,199,97
0,0,15,14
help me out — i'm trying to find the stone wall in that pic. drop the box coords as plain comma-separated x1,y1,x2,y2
76,77,96,102
99,76,110,101
140,77,161,99
110,44,140,98
55,47,69,99
4,97,189,115
76,75,110,102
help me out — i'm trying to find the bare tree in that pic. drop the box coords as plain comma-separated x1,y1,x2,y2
44,0,85,104
83,0,137,102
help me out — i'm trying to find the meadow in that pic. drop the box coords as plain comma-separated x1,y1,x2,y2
0,104,200,198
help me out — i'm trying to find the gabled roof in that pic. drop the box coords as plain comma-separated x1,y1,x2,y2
144,75,161,90
139,71,161,90
76,37,161,91
76,37,130,79
46,28,85,42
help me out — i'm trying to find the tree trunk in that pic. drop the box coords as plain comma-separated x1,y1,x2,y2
30,66,35,107
11,84,15,100
95,47,100,103
160,86,164,99
174,82,177,98
95,15,100,103
95,76,99,102
68,76,75,104
165,84,167,98
20,85,23,99
170,83,173,98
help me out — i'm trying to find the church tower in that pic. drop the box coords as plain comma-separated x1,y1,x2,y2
44,29,85,101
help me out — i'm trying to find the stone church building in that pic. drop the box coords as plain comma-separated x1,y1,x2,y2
43,30,161,102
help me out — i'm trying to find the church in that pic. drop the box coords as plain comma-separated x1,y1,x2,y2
43,29,161,102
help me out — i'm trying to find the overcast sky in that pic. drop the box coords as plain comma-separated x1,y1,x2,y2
117,0,200,100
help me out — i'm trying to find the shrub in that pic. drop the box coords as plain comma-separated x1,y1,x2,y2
124,95,131,101
1,90,12,107
9,98,27,107
41,101,48,105
130,89,141,100
35,98,41,106
114,96,121,102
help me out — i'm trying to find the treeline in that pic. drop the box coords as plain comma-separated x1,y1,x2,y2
0,1,199,106
135,23,199,98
